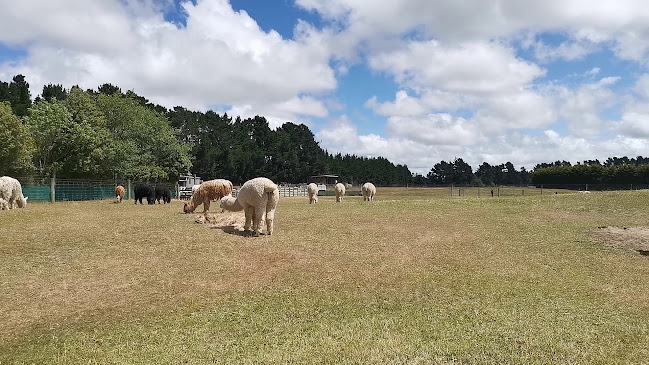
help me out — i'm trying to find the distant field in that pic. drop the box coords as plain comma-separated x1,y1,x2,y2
323,186,572,198
2,189,649,363
368,186,571,198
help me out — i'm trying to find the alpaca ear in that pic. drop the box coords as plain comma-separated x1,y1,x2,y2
24,196,28,201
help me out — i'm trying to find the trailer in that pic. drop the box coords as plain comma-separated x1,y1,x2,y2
177,174,202,199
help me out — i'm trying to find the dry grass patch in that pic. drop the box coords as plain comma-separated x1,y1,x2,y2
589,226,649,253
3,192,649,363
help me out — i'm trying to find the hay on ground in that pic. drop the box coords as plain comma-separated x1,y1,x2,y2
195,211,246,229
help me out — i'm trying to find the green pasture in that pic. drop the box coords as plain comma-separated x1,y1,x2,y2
2,189,649,363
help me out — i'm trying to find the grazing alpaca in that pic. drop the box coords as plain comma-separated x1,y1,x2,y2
362,182,376,202
334,183,346,202
184,179,233,214
0,176,28,210
114,185,125,203
134,183,155,205
155,185,172,204
307,183,318,204
220,177,279,236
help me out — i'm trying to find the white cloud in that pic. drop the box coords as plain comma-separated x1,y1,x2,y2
366,90,468,117
556,77,621,137
586,67,601,77
315,115,434,172
0,0,336,124
633,74,649,100
473,90,557,130
0,0,138,52
531,38,599,62
618,113,649,138
365,91,427,117
365,40,556,133
475,130,596,168
369,40,545,94
385,114,481,146
223,96,328,129
318,119,649,174
297,0,649,61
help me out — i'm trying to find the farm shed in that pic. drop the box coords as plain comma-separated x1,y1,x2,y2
307,175,339,185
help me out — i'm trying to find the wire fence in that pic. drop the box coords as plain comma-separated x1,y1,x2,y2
9,177,649,203
447,184,648,197
13,176,177,203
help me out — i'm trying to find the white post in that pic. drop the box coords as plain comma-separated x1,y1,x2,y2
50,172,56,203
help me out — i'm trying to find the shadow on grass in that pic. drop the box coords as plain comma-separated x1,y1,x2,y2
209,225,266,237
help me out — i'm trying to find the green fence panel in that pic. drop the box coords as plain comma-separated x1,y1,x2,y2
21,186,51,202
21,185,178,203
54,186,116,201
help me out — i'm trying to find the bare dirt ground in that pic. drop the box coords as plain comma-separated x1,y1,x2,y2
588,226,649,254
194,211,261,236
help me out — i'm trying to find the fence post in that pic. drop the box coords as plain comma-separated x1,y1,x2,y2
541,184,543,196
50,173,56,203
127,179,131,200
522,189,525,196
451,184,454,197
175,182,180,199
498,187,500,197
586,184,588,192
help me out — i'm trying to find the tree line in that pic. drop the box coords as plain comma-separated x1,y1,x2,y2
531,160,649,187
3,74,648,187
421,158,532,186
0,75,413,185
422,157,649,187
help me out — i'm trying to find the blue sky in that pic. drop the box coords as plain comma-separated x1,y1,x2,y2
2,0,649,174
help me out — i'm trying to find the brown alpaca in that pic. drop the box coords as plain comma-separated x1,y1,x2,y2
115,185,125,203
183,179,233,214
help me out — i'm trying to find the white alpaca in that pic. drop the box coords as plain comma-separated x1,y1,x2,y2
334,183,346,202
220,177,279,236
307,183,318,204
362,182,376,202
0,176,28,210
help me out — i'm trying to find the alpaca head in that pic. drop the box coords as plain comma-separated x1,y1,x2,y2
183,201,195,213
18,196,27,208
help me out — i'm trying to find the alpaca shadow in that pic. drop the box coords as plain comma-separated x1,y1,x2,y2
210,225,265,237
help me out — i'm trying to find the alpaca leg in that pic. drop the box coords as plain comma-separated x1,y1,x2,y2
253,205,265,236
265,209,275,235
243,207,253,232
203,199,210,214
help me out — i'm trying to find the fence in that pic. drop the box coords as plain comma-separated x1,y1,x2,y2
231,185,364,198
15,177,177,203
447,184,649,198
12,178,649,203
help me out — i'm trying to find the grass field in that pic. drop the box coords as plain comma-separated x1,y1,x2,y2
2,189,649,363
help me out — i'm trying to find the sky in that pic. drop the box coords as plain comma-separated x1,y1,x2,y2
2,0,649,175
